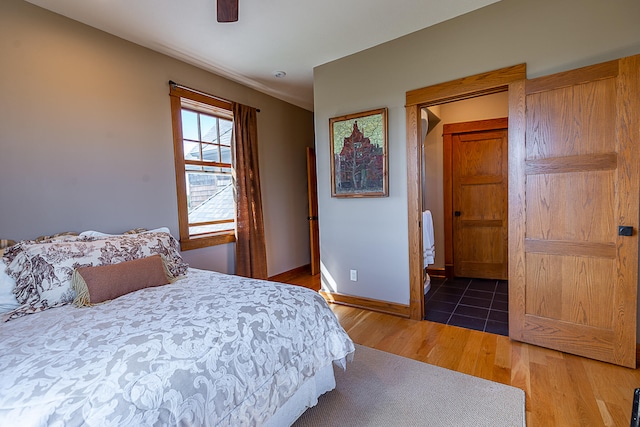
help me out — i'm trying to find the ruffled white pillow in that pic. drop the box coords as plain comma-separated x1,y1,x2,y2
79,227,171,238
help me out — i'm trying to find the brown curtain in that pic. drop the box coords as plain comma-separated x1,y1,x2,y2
233,102,268,279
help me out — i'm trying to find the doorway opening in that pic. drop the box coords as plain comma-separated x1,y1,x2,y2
404,63,526,322
420,94,509,334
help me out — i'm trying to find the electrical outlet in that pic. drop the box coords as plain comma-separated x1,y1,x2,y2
350,269,358,281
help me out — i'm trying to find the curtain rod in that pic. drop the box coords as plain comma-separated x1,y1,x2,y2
168,80,260,112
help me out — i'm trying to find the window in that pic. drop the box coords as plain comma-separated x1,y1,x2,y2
170,85,236,250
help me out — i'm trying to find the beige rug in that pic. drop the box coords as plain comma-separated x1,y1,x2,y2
294,344,525,426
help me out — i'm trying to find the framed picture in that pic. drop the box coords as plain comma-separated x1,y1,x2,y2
329,108,388,198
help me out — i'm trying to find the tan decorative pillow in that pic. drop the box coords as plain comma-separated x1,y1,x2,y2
72,254,174,307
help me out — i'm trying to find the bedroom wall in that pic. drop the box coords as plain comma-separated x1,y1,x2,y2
0,0,314,277
313,0,640,308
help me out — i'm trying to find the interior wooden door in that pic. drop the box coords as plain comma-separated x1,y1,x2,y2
444,118,508,280
306,147,320,275
509,55,640,367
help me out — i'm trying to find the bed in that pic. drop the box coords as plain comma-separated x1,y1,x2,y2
0,231,354,426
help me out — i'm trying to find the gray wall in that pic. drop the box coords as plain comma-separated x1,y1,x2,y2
0,0,314,277
313,0,640,306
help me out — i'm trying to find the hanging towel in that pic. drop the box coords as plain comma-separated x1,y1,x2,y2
423,210,435,268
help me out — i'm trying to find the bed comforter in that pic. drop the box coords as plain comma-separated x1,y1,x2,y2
0,268,354,426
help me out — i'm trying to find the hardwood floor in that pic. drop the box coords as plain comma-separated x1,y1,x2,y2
273,269,640,427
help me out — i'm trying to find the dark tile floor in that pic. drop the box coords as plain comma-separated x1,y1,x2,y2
424,276,509,336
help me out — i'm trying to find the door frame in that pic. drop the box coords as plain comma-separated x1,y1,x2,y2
306,147,320,275
405,64,526,321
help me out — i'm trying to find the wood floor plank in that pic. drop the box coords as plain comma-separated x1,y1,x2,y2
510,341,532,405
475,333,500,381
564,356,606,426
596,399,616,427
276,270,640,426
494,335,512,370
547,356,581,426
529,361,558,426
455,329,484,375
605,401,629,427
582,358,637,425
428,324,473,371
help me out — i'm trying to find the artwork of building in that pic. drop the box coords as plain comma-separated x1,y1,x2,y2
335,122,384,192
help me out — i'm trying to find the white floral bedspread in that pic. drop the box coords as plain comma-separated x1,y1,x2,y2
0,268,354,426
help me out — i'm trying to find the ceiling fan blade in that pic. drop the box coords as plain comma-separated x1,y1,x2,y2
217,0,238,23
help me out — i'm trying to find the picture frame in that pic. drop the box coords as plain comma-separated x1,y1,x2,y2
329,108,388,198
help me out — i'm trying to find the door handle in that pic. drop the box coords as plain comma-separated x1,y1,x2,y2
454,211,461,217
307,216,318,221
619,226,633,236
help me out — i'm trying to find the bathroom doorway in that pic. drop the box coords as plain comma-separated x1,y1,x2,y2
404,64,525,322
420,93,509,335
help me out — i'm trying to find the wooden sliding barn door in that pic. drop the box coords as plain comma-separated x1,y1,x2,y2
509,55,640,367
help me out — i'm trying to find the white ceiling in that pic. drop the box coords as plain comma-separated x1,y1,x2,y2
25,0,499,111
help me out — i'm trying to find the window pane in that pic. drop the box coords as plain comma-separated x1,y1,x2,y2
181,110,199,141
201,143,220,162
200,115,218,143
221,145,232,164
219,119,233,146
186,171,235,227
183,140,200,161
203,165,221,173
218,168,233,179
189,223,234,235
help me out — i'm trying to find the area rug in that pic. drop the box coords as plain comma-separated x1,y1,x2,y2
294,344,525,426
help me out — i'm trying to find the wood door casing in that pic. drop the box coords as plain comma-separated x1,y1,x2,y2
443,118,508,280
306,147,320,275
405,64,527,321
509,55,639,367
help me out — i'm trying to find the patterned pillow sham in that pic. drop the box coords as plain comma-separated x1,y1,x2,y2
1,235,82,315
2,232,188,321
0,248,20,314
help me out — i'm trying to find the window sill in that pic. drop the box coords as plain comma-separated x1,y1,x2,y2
180,233,236,251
